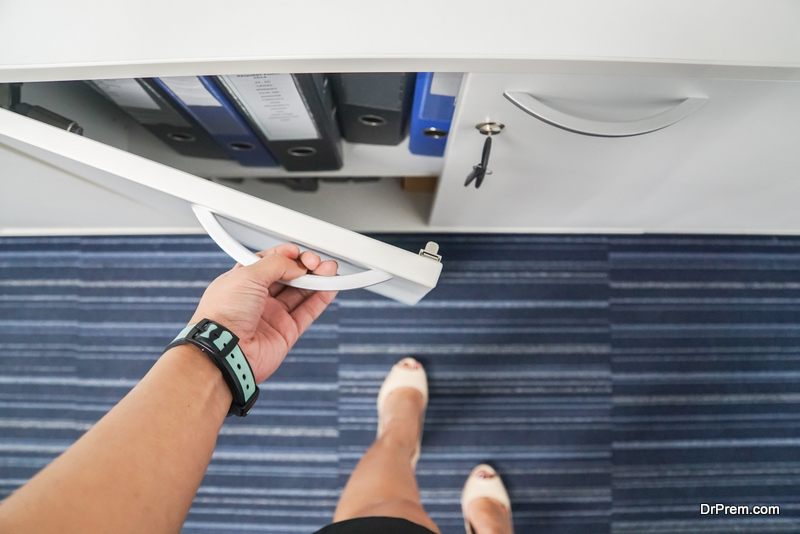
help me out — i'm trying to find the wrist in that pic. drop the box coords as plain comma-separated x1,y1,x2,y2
161,344,233,417
165,319,260,417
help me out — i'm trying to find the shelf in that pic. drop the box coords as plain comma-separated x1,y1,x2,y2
208,178,433,232
130,130,443,179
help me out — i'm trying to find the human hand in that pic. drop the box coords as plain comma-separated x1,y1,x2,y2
189,244,338,383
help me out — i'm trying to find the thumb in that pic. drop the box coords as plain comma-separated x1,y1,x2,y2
234,252,308,288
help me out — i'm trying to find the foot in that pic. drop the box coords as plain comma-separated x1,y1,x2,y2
378,358,426,462
465,470,514,534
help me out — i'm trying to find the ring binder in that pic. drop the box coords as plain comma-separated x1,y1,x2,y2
215,74,343,171
329,73,416,146
86,78,231,160
153,76,279,167
408,72,463,157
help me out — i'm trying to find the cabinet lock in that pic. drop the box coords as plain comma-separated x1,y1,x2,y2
476,122,504,135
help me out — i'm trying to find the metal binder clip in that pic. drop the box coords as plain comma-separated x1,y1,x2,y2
2,83,83,135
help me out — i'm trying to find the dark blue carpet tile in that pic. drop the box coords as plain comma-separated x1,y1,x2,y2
609,235,800,534
3,233,800,534
188,311,341,534
338,235,611,534
0,236,340,534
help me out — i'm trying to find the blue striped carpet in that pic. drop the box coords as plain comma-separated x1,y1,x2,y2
1,234,798,533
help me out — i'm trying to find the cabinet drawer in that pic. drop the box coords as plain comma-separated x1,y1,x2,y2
431,73,800,232
0,108,443,304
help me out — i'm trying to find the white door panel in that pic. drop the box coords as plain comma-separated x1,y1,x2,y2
0,143,195,232
0,108,442,304
432,73,800,232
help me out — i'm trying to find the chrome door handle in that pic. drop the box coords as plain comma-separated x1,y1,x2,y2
192,205,393,291
504,92,708,138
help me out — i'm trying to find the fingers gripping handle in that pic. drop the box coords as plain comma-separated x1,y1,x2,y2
191,205,393,291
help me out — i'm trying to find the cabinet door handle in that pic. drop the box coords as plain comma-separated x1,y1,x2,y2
503,92,707,138
192,205,393,291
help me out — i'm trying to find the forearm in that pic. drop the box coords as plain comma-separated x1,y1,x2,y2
0,345,231,534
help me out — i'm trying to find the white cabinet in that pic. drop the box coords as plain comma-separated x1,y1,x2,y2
2,0,800,250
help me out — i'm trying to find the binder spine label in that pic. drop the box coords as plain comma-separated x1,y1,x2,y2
159,77,221,107
220,74,320,141
93,79,160,110
158,77,243,135
430,73,463,97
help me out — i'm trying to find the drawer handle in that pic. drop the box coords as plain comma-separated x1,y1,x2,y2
192,205,393,291
503,92,707,138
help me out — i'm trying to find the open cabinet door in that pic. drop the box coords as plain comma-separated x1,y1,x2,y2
0,108,443,305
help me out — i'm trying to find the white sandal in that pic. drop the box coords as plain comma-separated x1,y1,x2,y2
376,357,428,468
461,464,514,534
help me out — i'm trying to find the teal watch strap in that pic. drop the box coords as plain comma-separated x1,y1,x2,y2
165,319,259,417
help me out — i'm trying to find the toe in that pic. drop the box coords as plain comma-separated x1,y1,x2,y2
476,469,496,479
472,464,498,480
399,357,422,370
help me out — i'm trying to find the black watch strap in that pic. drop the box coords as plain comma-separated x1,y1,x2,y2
164,318,259,417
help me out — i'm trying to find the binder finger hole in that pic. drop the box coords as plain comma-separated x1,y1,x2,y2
358,114,386,126
167,132,197,143
422,127,448,139
287,147,317,157
229,141,255,151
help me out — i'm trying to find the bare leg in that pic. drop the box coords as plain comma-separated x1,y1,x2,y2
465,470,514,534
333,359,439,533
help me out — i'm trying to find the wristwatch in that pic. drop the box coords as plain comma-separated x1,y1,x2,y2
164,318,259,417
